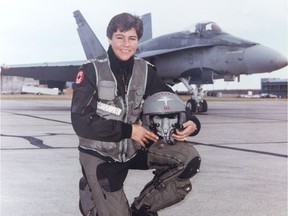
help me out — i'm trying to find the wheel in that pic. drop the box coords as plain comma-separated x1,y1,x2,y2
186,99,197,113
198,99,208,112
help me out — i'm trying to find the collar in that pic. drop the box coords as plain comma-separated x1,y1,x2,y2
107,46,134,76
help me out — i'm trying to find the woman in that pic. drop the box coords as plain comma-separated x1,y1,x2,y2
71,12,201,216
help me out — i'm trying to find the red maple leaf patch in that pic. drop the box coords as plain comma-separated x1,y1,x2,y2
75,70,84,84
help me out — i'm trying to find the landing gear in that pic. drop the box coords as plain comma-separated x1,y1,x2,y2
186,98,208,113
189,84,208,113
186,99,197,113
198,99,208,112
178,78,208,113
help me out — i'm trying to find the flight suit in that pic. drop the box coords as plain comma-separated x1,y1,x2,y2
71,48,201,216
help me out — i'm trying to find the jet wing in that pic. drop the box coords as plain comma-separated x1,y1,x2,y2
136,43,215,58
1,60,85,82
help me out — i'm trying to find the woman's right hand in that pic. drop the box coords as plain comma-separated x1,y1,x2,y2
131,124,158,148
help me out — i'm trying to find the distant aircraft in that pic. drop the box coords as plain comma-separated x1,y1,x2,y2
1,10,287,113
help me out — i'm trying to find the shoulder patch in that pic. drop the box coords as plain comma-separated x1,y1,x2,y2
75,70,84,84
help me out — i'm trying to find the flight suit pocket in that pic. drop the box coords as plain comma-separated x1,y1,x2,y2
98,81,116,100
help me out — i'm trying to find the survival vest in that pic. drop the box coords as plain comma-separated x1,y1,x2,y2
79,56,148,162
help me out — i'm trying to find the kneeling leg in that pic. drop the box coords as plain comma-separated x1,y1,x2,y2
132,141,201,212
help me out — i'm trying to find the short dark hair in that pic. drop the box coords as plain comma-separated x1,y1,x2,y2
106,13,143,40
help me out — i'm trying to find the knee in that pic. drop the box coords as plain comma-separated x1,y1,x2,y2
178,156,201,179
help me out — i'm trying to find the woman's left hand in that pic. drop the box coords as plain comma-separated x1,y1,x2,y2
172,120,197,141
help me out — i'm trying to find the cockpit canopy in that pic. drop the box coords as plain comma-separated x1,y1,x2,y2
183,22,222,34
196,22,222,33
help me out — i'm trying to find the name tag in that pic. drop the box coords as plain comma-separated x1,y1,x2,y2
98,102,122,116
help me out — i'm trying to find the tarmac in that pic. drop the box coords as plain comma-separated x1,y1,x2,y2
1,96,287,216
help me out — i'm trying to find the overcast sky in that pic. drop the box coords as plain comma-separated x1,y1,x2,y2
0,0,287,90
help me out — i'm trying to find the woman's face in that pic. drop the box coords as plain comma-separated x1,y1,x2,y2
109,28,138,61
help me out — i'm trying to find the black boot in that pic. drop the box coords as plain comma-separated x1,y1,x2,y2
131,204,158,216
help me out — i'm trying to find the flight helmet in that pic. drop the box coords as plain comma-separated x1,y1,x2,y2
142,91,186,145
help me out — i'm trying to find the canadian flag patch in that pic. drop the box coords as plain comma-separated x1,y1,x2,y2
75,70,84,84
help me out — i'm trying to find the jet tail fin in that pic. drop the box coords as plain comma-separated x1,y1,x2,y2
139,13,152,43
73,10,106,60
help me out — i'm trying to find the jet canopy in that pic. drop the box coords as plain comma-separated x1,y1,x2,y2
182,22,256,46
184,22,222,34
196,22,222,33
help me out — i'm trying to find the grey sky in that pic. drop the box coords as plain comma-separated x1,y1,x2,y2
0,0,287,90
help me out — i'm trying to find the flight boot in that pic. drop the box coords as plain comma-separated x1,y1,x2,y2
131,204,158,216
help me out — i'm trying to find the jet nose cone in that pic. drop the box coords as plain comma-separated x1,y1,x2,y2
244,45,288,73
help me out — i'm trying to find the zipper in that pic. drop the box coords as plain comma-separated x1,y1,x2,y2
121,69,129,94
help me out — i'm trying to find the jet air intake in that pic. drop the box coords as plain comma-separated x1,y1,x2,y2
182,68,214,84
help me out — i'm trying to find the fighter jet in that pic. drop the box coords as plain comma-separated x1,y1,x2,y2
135,19,288,112
1,10,287,113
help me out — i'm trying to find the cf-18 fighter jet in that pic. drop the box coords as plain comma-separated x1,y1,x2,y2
1,10,287,113
135,19,287,112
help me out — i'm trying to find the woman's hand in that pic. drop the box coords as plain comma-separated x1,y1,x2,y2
131,124,158,148
172,120,197,141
